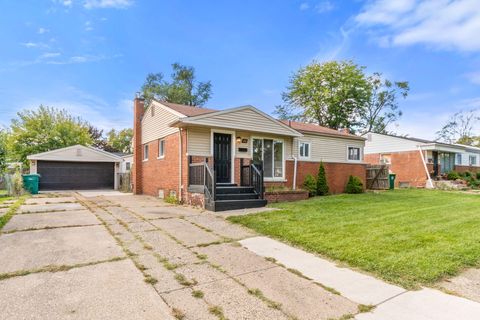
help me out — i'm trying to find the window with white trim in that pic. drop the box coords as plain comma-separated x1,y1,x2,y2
469,155,477,166
253,138,284,179
158,139,165,158
143,144,149,161
348,146,361,161
126,162,131,171
456,153,462,165
299,142,311,159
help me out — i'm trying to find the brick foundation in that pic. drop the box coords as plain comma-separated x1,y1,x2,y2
264,190,309,203
365,151,428,187
454,165,480,173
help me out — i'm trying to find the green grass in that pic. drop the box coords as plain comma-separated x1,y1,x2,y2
228,189,480,288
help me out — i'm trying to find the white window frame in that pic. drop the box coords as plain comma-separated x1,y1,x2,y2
125,162,131,171
469,155,477,166
298,141,311,160
210,129,235,184
347,145,362,162
143,144,149,162
456,153,462,165
251,136,285,181
158,139,165,159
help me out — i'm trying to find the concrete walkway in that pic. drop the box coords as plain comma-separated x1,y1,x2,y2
240,237,480,320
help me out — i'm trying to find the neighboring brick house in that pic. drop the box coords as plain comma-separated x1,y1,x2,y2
364,132,480,188
132,97,367,211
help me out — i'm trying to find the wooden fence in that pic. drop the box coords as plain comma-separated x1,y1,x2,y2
366,165,389,190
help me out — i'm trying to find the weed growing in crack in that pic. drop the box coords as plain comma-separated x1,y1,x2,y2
208,306,227,320
191,290,204,298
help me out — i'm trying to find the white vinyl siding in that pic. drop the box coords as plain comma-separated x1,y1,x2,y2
187,127,211,156
293,134,364,163
364,133,421,154
142,101,180,144
187,127,293,160
454,151,480,167
182,108,299,137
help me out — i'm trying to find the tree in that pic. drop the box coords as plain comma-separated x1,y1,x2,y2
358,73,409,134
141,63,212,107
316,162,329,196
106,128,133,154
436,110,480,145
276,60,370,131
8,106,92,164
0,129,8,173
88,125,109,150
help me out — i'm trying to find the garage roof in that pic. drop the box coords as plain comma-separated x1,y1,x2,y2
27,145,122,162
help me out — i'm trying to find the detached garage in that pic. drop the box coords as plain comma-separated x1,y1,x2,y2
27,145,122,190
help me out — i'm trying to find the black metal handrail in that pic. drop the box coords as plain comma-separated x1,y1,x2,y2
204,163,216,204
250,162,264,199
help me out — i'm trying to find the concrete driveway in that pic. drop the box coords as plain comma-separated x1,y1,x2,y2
0,192,359,320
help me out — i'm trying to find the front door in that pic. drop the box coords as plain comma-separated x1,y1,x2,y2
213,133,232,183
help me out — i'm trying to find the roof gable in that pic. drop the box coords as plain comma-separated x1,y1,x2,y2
174,105,302,137
27,145,121,162
282,120,365,140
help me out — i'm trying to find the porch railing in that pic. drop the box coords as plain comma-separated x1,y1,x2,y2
188,156,216,204
240,159,264,199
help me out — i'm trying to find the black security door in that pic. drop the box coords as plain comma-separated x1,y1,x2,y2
213,133,231,183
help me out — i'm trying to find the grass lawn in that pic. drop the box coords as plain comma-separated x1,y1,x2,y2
228,189,480,288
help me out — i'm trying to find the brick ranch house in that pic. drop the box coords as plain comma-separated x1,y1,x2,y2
132,97,367,211
364,132,480,188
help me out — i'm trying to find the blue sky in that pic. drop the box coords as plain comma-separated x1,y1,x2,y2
0,0,479,139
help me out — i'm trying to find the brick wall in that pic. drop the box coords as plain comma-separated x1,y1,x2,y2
365,151,427,187
455,165,480,173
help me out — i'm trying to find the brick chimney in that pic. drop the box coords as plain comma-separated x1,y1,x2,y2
132,95,145,194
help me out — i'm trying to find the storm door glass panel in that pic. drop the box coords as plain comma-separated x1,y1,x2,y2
253,139,263,164
273,141,283,178
263,139,273,178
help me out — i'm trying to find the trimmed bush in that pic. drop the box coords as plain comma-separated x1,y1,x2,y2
316,162,329,196
446,171,460,180
476,172,480,180
303,174,317,197
345,175,364,194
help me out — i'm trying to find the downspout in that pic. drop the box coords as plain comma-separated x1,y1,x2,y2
292,156,298,190
419,146,434,189
179,128,183,201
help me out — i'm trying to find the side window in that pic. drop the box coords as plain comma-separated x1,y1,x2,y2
456,154,462,165
299,142,311,159
143,144,149,161
158,139,165,158
348,146,361,161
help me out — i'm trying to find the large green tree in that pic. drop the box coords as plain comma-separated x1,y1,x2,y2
0,129,8,173
8,106,92,164
276,60,371,131
106,128,133,154
358,73,409,134
141,63,212,107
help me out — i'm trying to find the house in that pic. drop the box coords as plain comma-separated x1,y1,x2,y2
132,97,367,211
364,132,480,188
28,145,123,190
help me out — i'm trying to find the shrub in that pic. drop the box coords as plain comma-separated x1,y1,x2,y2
464,171,473,178
303,174,317,196
164,194,179,204
5,170,24,197
476,171,480,180
316,162,329,196
466,177,480,189
446,171,460,180
345,175,364,194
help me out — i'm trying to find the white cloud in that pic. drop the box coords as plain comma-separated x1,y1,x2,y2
299,3,310,11
355,0,480,52
20,42,50,49
315,1,334,13
39,52,61,59
314,27,350,61
37,27,49,34
85,21,94,31
83,0,133,9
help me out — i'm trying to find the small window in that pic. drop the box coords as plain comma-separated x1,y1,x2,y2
143,144,149,161
348,146,361,161
125,162,131,171
469,155,477,166
158,139,165,158
299,142,311,158
456,154,462,165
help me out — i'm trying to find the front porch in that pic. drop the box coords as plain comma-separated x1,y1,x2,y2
187,156,267,211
